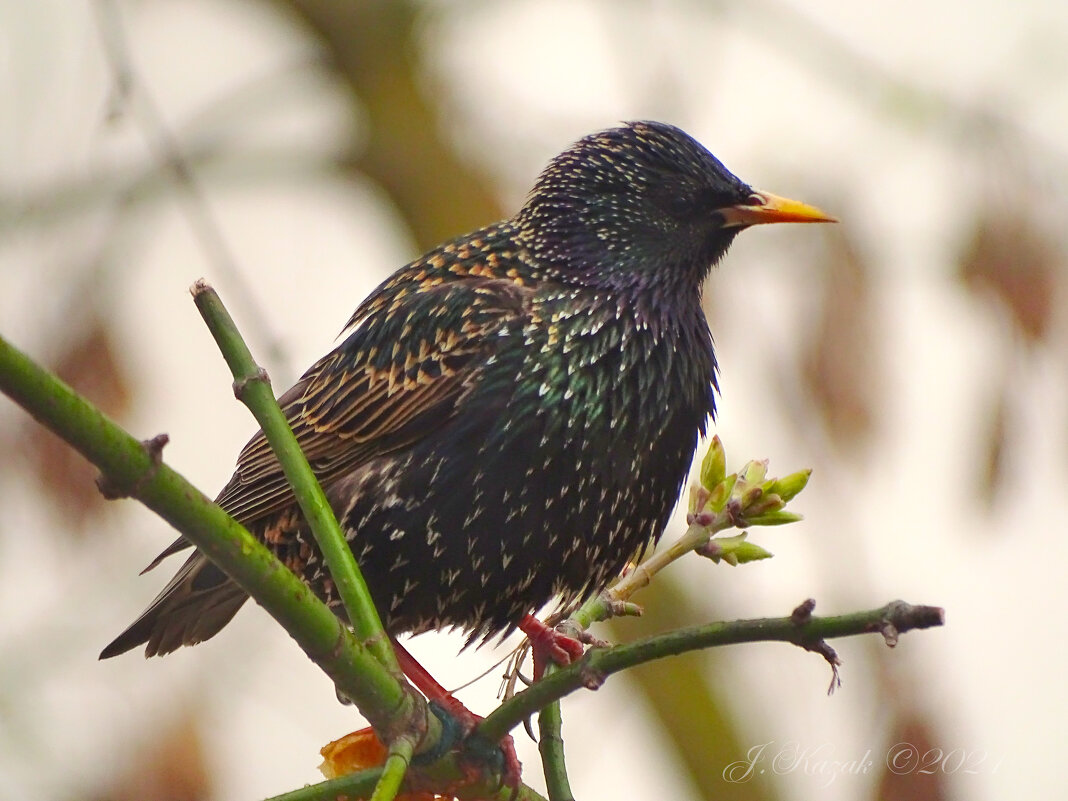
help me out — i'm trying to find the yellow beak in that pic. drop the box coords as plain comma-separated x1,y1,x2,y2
719,189,837,228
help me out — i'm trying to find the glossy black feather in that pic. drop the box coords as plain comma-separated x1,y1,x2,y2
102,121,759,658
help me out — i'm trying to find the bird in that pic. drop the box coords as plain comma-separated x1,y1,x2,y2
101,121,833,675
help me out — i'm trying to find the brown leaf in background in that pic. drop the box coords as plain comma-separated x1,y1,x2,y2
957,200,1067,501
874,715,947,801
19,313,132,537
93,714,213,801
977,380,1009,508
800,227,878,452
957,207,1059,344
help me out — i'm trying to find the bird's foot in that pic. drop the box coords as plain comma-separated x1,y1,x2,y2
392,638,522,790
319,719,522,797
453,714,522,795
518,614,586,680
425,698,522,793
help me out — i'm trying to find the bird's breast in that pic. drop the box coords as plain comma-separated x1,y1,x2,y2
338,289,717,641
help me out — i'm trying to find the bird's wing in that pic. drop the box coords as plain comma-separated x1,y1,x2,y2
209,275,533,525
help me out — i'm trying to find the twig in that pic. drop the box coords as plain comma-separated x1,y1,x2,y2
478,600,944,744
189,280,399,676
263,768,383,801
537,666,574,801
263,752,551,801
369,735,416,801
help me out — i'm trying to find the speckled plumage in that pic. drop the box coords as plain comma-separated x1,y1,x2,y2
101,121,830,659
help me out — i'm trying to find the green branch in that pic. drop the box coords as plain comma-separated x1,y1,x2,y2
191,280,398,673
0,331,422,740
0,321,562,798
478,600,944,743
368,735,416,801
0,329,946,799
264,752,550,801
537,668,574,801
263,768,382,801
193,281,428,799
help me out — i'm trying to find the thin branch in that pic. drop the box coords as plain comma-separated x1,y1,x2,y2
263,751,550,801
478,600,944,744
0,147,345,235
569,481,790,632
92,0,291,375
191,280,399,675
537,668,574,801
369,734,416,801
263,768,382,801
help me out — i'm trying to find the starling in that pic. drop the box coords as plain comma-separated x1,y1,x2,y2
101,121,833,664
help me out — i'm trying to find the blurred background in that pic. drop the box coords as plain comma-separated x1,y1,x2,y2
1,1,1066,800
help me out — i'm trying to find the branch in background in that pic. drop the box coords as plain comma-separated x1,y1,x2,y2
275,0,504,250
92,0,292,375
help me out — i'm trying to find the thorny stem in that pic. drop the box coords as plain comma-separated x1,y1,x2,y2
478,600,944,744
568,518,725,632
192,283,550,797
0,332,412,736
537,666,575,801
191,280,400,676
369,735,416,801
262,753,550,801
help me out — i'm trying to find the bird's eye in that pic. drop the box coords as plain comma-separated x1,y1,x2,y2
744,193,766,207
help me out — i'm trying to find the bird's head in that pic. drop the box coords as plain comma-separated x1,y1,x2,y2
515,120,834,294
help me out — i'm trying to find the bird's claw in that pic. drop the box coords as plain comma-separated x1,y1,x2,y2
519,614,585,680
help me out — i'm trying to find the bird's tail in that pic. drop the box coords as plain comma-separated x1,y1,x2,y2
99,550,248,659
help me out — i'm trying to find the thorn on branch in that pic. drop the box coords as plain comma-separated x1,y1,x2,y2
789,598,842,694
578,661,607,691
791,597,817,625
96,433,169,499
873,599,946,645
880,621,900,647
232,366,270,401
602,597,644,620
593,598,640,627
